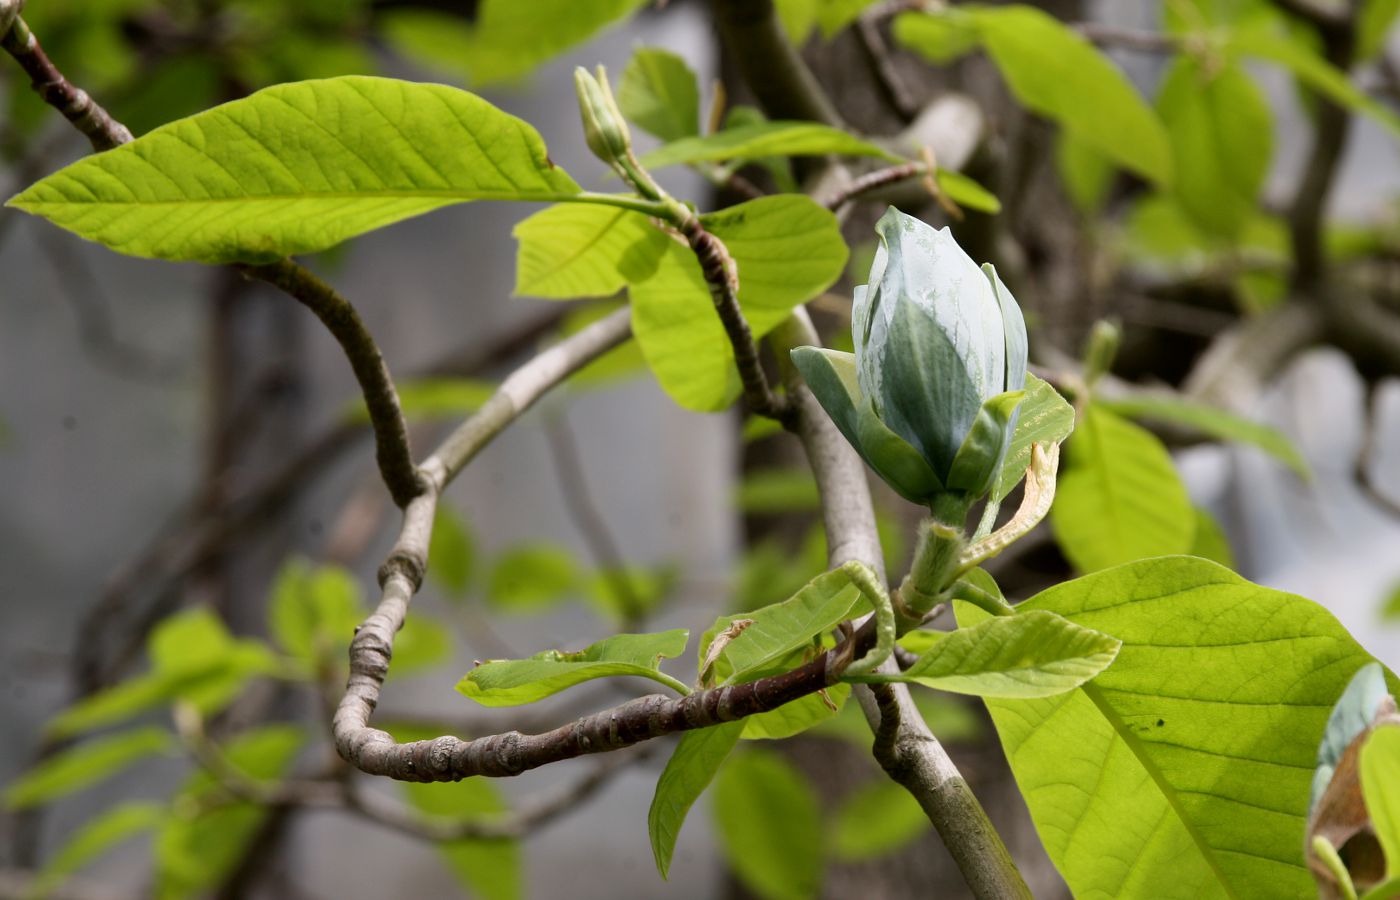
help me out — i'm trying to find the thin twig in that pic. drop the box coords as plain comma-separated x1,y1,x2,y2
237,260,422,508
822,161,926,211
1074,22,1181,54
857,13,922,120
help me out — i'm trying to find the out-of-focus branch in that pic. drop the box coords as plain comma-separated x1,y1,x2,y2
711,0,845,127
1355,383,1400,518
1074,22,1180,54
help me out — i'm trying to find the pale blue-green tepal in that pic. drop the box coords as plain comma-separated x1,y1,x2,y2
792,207,1027,505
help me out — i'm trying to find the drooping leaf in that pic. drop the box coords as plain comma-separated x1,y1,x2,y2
1361,726,1400,878
742,683,850,739
648,720,745,879
701,566,868,685
850,610,1119,698
457,629,689,706
429,504,476,597
404,779,522,900
712,749,824,900
830,779,930,860
638,121,898,170
735,468,822,514
1157,57,1271,240
5,727,174,810
512,204,669,299
632,195,848,411
1230,28,1400,136
617,47,701,142
379,1,648,85
155,726,305,900
485,544,580,612
1098,394,1309,478
1051,405,1195,573
1190,507,1236,569
30,802,166,900
898,6,1172,186
9,76,581,263
969,557,1397,899
991,373,1074,503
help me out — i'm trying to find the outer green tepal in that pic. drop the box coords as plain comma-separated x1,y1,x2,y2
792,207,1027,504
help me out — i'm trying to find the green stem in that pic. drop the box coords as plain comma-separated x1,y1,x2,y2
897,493,972,619
565,191,676,219
646,671,694,697
949,580,1015,618
841,561,896,676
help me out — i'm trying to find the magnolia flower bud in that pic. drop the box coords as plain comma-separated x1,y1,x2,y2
573,65,632,169
792,207,1028,505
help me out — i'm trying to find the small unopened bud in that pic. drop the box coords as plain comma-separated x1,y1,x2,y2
1082,319,1121,387
574,65,632,168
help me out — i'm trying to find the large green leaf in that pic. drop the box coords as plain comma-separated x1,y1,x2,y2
1191,507,1236,569
5,727,174,810
457,629,689,706
638,121,898,170
617,47,701,142
155,725,305,900
379,1,647,85
898,6,1172,186
1051,405,1195,573
404,779,521,900
9,76,582,263
701,567,867,685
741,683,850,740
1157,57,1271,240
713,749,824,900
631,194,848,411
1098,394,1309,478
648,720,745,879
971,557,1395,899
30,802,166,900
850,610,1119,698
991,372,1075,503
485,543,580,612
512,204,669,299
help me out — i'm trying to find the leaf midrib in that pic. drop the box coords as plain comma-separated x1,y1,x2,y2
12,188,587,208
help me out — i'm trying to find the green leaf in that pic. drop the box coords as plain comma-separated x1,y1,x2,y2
853,610,1119,698
702,567,867,685
5,727,174,810
991,372,1075,503
457,629,689,706
617,48,700,142
429,504,476,597
935,169,1001,214
735,468,821,514
816,0,882,38
638,121,898,170
648,720,746,879
583,564,678,623
486,544,579,612
393,614,453,675
830,779,930,860
814,688,983,745
369,378,497,423
1190,507,1236,569
379,1,647,85
1360,0,1400,62
712,749,823,900
512,204,668,300
1157,57,1271,240
959,5,1173,186
891,10,981,64
155,725,305,900
559,300,648,387
403,779,521,900
30,802,166,899
9,76,581,263
1230,28,1400,136
269,558,360,664
632,195,848,411
1098,394,1309,478
1362,726,1400,879
1051,405,1195,573
742,683,850,740
973,557,1396,899
46,610,280,738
